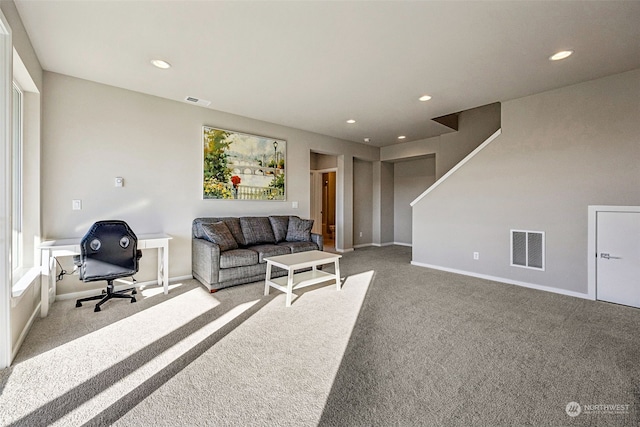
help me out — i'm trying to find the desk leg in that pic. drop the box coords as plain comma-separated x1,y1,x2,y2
40,249,51,317
335,259,341,291
158,244,169,295
286,269,294,307
264,262,272,296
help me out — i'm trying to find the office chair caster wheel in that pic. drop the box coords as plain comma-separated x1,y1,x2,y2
131,298,137,303
76,302,82,308
132,290,137,295
94,306,101,312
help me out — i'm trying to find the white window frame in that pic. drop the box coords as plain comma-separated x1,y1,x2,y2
1,8,14,369
11,82,23,276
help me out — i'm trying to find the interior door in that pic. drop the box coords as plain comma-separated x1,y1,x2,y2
596,211,640,308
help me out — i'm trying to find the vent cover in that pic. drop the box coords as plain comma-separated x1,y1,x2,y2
184,96,211,107
511,230,545,270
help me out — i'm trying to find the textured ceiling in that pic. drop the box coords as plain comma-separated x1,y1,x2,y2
15,0,640,146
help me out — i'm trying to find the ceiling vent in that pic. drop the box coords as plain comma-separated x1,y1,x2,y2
184,96,211,107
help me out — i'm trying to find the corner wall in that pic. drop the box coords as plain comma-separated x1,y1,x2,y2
393,156,435,245
353,158,373,247
381,102,500,245
412,68,640,295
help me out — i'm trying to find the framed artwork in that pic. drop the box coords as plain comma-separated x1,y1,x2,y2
202,126,286,200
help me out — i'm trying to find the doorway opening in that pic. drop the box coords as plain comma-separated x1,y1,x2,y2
310,152,337,252
321,171,336,248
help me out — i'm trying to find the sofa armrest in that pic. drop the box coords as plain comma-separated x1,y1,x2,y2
311,233,323,251
192,238,221,285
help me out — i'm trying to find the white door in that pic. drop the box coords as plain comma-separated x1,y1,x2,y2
596,211,640,308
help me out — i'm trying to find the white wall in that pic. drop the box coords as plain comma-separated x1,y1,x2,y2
393,156,435,245
310,152,337,170
412,68,640,295
379,102,500,246
372,161,394,245
42,72,379,294
381,103,501,179
353,158,373,247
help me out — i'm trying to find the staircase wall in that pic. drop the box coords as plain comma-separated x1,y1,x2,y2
411,68,640,296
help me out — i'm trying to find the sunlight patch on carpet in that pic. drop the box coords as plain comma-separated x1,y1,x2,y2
0,286,221,425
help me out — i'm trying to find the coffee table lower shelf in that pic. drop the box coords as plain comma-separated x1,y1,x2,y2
267,270,336,293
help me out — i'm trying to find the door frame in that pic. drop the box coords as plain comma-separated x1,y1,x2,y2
310,168,337,242
587,205,640,302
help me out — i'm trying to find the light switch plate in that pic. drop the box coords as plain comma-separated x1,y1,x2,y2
292,201,298,209
72,199,82,210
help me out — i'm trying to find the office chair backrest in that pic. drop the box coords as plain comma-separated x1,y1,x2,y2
79,220,140,282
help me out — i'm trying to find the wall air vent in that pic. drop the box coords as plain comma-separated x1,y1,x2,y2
184,96,211,107
511,230,545,271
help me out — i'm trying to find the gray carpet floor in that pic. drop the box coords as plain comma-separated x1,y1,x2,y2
1,246,639,426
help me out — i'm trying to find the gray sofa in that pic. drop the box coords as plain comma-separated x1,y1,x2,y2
192,216,323,292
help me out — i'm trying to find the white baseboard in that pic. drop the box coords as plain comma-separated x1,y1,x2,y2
12,301,41,363
410,261,593,301
371,242,394,247
56,275,194,301
335,247,354,253
353,243,373,249
393,242,412,247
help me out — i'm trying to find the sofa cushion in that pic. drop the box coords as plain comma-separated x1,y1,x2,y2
268,216,290,242
277,241,319,253
286,216,314,242
240,217,276,245
220,249,259,269
249,244,291,263
201,222,239,252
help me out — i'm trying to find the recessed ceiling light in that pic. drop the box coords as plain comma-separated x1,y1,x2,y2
151,59,171,69
346,119,356,124
398,135,406,140
419,95,432,101
549,50,573,61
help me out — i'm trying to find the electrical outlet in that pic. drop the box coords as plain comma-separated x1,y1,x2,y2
292,201,298,209
359,231,363,237
473,252,479,260
72,199,82,210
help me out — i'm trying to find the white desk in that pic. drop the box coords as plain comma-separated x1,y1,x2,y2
39,233,171,317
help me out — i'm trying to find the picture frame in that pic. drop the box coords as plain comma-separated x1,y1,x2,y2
202,126,286,200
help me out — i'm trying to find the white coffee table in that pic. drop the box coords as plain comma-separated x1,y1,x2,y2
264,250,342,307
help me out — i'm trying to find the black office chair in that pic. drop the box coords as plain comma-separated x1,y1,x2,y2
74,220,142,312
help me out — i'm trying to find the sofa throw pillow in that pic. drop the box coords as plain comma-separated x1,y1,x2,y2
286,216,314,242
269,216,290,243
201,221,239,252
221,217,246,246
240,217,276,245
